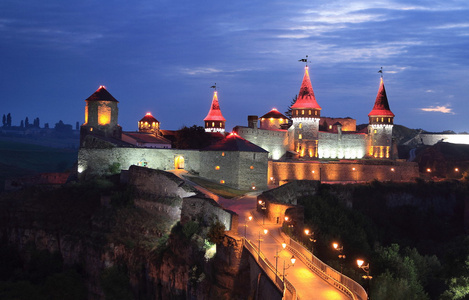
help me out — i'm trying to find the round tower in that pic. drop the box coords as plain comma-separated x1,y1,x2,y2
80,86,122,145
204,90,226,133
288,66,322,158
138,112,160,135
368,77,394,159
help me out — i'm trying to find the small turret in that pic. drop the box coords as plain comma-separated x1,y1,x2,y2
204,90,226,133
138,112,160,135
259,108,288,130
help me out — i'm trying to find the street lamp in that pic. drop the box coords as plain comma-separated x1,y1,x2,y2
274,244,287,275
357,259,373,296
244,215,253,237
304,229,317,254
282,256,296,280
333,242,346,273
258,228,268,254
258,200,267,225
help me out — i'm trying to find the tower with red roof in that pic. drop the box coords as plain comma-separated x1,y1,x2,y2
138,112,160,135
288,66,322,158
80,86,122,145
259,108,288,130
204,90,226,133
367,77,394,158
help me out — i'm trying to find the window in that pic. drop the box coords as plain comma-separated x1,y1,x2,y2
222,152,225,156
329,125,332,129
212,122,215,127
299,123,302,129
302,110,304,115
299,134,302,139
374,129,377,134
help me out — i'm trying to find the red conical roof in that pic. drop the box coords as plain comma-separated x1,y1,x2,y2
291,66,321,110
204,91,226,122
261,108,287,119
368,78,394,117
86,85,118,102
140,112,159,124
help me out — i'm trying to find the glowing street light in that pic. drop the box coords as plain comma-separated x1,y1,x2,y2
357,259,373,295
333,242,346,273
258,200,267,224
304,229,317,254
282,256,296,281
258,228,268,254
244,215,253,237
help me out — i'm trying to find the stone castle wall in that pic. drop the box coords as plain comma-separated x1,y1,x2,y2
269,160,419,184
320,117,356,131
78,147,201,176
181,196,238,234
199,150,269,190
234,126,287,160
318,131,367,159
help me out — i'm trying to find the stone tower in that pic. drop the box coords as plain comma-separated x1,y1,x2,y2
368,77,394,159
288,66,322,158
80,86,122,146
204,90,226,133
138,112,160,135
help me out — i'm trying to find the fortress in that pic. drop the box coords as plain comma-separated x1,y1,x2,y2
77,65,419,189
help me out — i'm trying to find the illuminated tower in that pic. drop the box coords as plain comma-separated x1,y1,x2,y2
368,77,394,159
204,90,226,133
80,86,122,145
288,66,322,158
138,112,160,135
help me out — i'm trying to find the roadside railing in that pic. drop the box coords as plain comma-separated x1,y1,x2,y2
279,230,368,300
243,238,297,300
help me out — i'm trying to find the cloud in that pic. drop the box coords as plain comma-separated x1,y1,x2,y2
180,67,255,76
421,105,455,114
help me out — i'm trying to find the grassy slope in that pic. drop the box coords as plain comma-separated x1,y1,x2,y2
0,140,78,190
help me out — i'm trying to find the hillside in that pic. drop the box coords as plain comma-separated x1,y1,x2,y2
0,140,78,191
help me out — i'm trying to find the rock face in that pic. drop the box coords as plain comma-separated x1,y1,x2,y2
0,170,279,299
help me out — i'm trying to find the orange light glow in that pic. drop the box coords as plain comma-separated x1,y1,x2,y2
427,168,431,173
99,85,106,89
333,243,339,250
248,216,253,221
215,166,220,170
455,168,459,172
357,259,365,267
258,200,263,205
146,112,152,116
391,168,395,172
285,216,289,222
291,256,296,265
220,180,225,184
304,229,310,235
282,242,287,249
263,229,268,235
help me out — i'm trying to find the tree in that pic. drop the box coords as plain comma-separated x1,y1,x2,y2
7,113,11,127
34,117,40,127
285,95,297,119
175,125,212,149
207,220,225,244
20,120,24,128
2,114,5,127
25,117,29,127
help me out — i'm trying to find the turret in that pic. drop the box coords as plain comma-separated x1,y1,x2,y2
138,112,160,135
204,90,226,133
259,108,288,130
288,66,322,158
367,77,394,158
80,86,122,145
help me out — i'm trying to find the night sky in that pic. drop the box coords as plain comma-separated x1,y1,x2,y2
1,0,468,133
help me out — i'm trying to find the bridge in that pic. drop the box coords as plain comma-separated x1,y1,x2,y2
219,194,367,300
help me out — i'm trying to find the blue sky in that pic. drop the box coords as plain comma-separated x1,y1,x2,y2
1,0,468,132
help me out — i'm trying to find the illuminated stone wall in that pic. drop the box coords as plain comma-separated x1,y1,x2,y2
234,126,287,160
318,131,367,159
199,150,269,190
269,160,419,184
289,117,320,158
368,124,393,158
78,148,201,176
